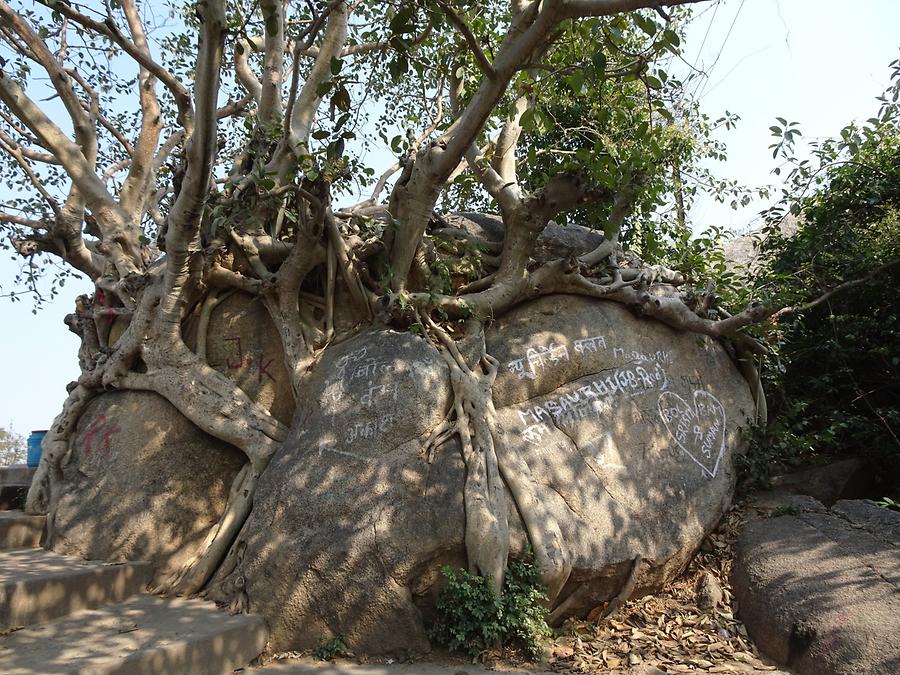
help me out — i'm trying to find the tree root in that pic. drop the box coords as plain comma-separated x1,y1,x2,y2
25,385,97,526
733,342,767,426
596,554,642,623
155,461,263,596
425,318,571,599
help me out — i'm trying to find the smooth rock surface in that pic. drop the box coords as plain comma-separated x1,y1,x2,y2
441,212,605,262
51,391,245,587
211,296,754,655
732,498,900,675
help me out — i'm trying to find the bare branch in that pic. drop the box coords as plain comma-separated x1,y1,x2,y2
64,67,134,156
772,258,900,322
437,1,495,78
0,211,47,230
159,0,227,330
118,0,163,221
562,0,706,17
258,0,284,130
0,136,62,216
0,71,141,276
0,128,61,164
282,1,349,166
34,0,194,134
491,93,530,184
234,36,263,101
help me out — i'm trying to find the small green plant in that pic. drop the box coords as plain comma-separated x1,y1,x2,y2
875,496,900,512
429,557,552,661
313,635,346,661
770,505,800,518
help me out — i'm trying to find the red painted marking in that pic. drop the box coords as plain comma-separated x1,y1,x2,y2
224,336,245,369
83,414,121,462
257,355,276,384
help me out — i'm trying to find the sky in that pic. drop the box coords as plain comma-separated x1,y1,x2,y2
1,0,899,438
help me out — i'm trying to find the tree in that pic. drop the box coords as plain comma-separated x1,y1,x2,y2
744,64,900,491
0,0,794,602
0,425,26,466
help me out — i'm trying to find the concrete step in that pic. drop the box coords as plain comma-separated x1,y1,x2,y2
0,511,45,549
0,595,267,674
0,548,151,631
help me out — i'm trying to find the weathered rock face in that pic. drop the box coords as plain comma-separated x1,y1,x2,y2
184,292,295,424
733,497,900,675
486,296,754,615
209,295,754,654
51,391,245,587
209,329,456,654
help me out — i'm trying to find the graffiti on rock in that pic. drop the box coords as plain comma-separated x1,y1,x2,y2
657,390,727,478
82,414,121,463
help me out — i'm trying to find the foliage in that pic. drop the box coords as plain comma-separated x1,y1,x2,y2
313,634,348,661
875,496,900,512
746,57,900,493
430,557,551,660
0,425,26,466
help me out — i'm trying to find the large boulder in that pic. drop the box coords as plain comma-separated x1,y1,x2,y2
52,293,290,587
210,295,755,654
733,497,900,675
51,391,245,587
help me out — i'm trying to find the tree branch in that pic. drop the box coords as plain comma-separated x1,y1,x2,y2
35,0,194,134
562,0,707,18
258,0,284,131
159,0,227,331
280,0,349,170
0,70,141,277
437,0,496,78
118,0,162,221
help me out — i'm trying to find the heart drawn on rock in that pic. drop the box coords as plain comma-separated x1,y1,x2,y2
657,390,727,478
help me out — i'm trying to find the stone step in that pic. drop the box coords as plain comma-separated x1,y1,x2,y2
0,595,267,675
0,548,151,631
0,511,45,549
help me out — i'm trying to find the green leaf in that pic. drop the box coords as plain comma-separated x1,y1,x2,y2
316,80,333,97
331,87,351,112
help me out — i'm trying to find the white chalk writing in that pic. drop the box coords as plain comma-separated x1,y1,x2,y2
657,390,726,479
346,413,397,443
507,343,570,379
517,363,668,427
360,383,399,408
573,334,607,355
317,442,372,463
612,347,673,365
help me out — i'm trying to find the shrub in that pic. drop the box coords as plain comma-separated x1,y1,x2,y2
744,62,900,495
429,558,552,660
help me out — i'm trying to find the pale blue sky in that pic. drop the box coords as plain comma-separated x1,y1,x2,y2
1,0,899,437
